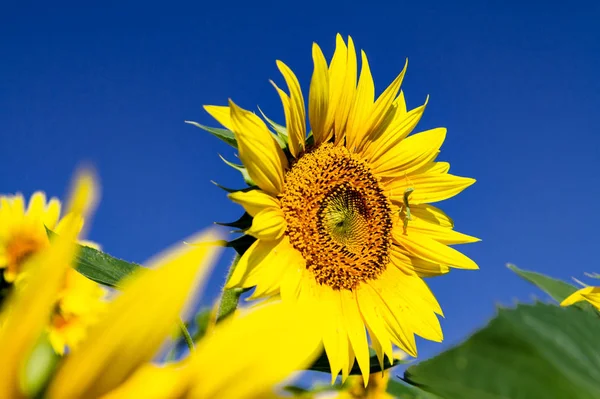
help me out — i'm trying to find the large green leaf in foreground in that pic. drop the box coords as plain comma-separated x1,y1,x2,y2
387,380,439,398
405,303,600,399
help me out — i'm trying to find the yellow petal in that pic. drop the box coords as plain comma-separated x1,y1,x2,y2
309,42,330,145
395,90,407,115
345,50,374,150
245,239,299,299
371,267,443,342
325,35,347,142
356,289,394,369
229,100,288,196
340,289,370,384
390,245,450,278
357,59,408,151
47,229,223,399
100,364,189,399
186,301,322,398
371,128,446,177
364,97,428,161
26,192,47,220
387,174,476,205
362,283,417,357
11,194,26,217
412,161,450,175
226,239,269,288
227,236,300,291
332,35,357,145
228,189,280,217
279,253,305,303
410,204,454,228
276,61,306,158
44,198,62,229
394,229,478,270
408,223,480,246
246,207,286,240
405,204,479,245
66,169,99,220
319,285,350,382
204,105,235,131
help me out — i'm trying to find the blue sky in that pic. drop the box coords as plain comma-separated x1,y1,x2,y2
2,0,600,369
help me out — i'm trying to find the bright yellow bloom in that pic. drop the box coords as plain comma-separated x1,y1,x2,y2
561,285,600,310
204,34,479,382
0,171,98,398
0,192,61,282
0,191,106,354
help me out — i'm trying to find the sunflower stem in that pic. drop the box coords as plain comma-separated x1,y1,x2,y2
178,319,195,352
216,254,242,322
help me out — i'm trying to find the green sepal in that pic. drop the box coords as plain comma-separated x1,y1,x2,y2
404,302,600,398
185,121,238,148
308,349,404,375
258,107,288,147
306,131,315,147
218,155,255,186
192,308,213,342
46,228,139,288
20,333,60,399
508,264,596,312
215,213,253,230
210,180,240,194
225,235,256,255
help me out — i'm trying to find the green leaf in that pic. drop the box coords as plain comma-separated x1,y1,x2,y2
387,380,439,399
74,244,139,287
47,229,139,287
508,264,594,311
308,350,402,375
185,121,238,148
404,303,600,399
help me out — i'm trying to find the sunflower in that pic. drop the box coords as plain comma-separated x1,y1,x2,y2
0,192,61,283
0,191,106,354
561,281,600,310
203,34,479,381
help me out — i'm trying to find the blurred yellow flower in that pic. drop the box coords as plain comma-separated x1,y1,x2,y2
0,192,61,283
0,171,98,398
204,34,479,382
0,190,106,354
335,372,394,399
48,268,107,355
561,285,600,310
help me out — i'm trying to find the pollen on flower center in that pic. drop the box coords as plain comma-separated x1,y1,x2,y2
280,143,393,290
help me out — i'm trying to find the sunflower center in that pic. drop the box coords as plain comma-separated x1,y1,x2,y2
280,143,393,290
5,233,47,282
